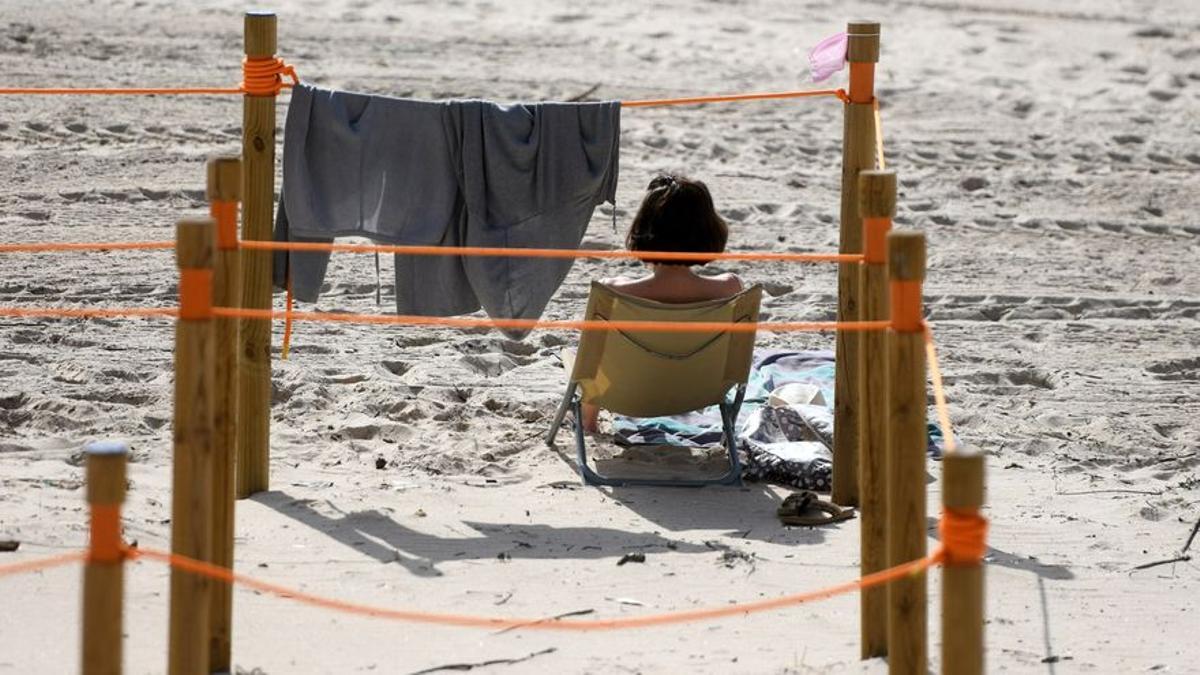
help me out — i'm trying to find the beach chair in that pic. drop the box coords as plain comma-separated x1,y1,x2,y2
545,281,763,487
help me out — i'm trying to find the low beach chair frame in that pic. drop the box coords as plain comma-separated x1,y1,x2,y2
545,282,762,487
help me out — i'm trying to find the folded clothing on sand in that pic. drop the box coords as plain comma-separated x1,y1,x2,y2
612,349,944,491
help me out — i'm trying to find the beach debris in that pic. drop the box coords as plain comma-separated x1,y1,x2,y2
606,596,645,607
0,540,19,552
616,552,646,566
414,508,427,518
718,548,757,571
375,456,387,470
496,552,511,561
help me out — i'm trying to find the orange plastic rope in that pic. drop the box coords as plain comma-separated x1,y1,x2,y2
240,240,861,264
241,56,299,96
0,85,244,96
0,550,87,578
0,241,173,253
130,545,939,631
179,269,213,320
0,240,860,264
0,304,891,333
862,217,891,265
939,509,988,566
0,57,298,97
923,324,958,453
623,88,849,108
214,307,891,334
889,280,922,333
88,504,123,563
0,306,176,320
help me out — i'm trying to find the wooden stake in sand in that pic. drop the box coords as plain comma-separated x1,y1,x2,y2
170,217,216,675
857,169,894,659
887,230,927,675
207,155,241,672
237,10,277,498
832,20,880,507
942,451,987,675
82,441,128,675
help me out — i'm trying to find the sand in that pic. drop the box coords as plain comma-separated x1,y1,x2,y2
1,0,1198,672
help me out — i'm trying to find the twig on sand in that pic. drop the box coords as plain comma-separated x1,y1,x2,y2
1057,488,1162,496
407,647,557,674
1131,555,1192,572
566,83,601,102
491,609,595,635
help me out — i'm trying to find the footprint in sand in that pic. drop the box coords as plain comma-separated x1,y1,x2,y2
1146,357,1200,382
380,360,411,377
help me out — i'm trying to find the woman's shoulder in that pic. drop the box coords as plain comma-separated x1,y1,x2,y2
600,274,645,289
706,271,744,295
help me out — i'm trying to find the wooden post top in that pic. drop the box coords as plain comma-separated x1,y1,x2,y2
244,11,277,57
942,451,986,509
847,21,880,63
85,441,127,505
177,218,214,270
859,170,897,218
206,157,241,202
888,231,925,281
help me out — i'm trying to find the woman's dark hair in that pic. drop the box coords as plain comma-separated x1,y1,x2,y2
625,173,728,266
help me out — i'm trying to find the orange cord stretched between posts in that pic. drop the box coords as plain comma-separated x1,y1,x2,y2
0,509,989,633
923,324,958,453
0,241,175,253
216,307,891,334
0,550,86,578
0,57,298,97
128,545,940,631
623,88,848,107
0,240,862,264
240,240,862,264
0,304,891,334
0,72,843,110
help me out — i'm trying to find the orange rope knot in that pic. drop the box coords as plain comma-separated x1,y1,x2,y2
890,279,922,332
87,504,123,563
179,269,213,320
939,508,988,566
835,88,850,103
241,56,299,96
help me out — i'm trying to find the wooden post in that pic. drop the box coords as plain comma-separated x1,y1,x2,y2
207,156,241,672
858,169,894,659
832,20,880,507
887,230,927,675
169,217,216,675
942,451,986,675
82,441,128,675
237,11,278,497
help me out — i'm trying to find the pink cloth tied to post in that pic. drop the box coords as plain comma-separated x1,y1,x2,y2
808,32,848,82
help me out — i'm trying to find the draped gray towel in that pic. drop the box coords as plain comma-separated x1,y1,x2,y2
273,83,621,338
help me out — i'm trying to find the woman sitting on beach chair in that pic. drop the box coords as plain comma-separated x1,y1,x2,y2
545,174,762,487
583,173,744,432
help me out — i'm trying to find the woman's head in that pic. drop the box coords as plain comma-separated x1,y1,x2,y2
626,173,728,266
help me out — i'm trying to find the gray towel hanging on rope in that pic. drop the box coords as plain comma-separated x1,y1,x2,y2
272,83,621,338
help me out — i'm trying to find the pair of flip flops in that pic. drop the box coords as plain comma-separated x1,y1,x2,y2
777,490,856,526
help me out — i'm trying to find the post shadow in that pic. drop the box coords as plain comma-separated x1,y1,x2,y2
253,490,722,577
